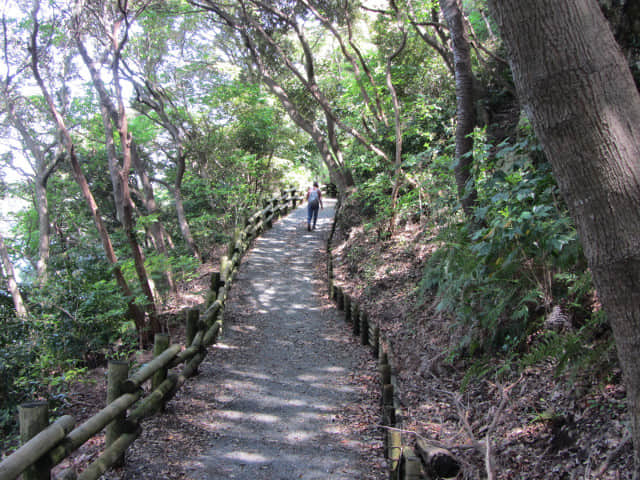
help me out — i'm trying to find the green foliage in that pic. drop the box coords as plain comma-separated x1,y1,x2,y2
421,127,597,369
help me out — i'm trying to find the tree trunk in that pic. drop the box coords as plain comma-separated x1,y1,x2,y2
488,0,640,474
5,104,54,284
29,8,149,340
75,23,161,333
0,231,28,318
131,144,177,293
174,153,202,262
440,0,478,216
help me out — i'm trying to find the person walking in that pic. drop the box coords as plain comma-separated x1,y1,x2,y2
306,181,323,231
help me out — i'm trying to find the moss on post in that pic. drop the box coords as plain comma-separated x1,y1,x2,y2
186,308,200,347
106,360,128,467
19,401,50,480
152,334,170,391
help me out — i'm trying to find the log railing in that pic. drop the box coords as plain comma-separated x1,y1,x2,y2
0,188,304,480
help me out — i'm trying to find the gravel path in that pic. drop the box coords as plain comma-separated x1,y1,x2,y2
160,199,382,480
117,199,383,479
192,199,370,479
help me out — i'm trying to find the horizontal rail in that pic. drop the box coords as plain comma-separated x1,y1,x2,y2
0,188,308,480
0,415,75,479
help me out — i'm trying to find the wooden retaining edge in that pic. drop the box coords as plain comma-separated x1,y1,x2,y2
326,201,460,479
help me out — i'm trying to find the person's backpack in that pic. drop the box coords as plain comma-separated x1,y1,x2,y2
308,188,320,207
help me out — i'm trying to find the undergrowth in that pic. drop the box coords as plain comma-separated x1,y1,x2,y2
419,126,615,387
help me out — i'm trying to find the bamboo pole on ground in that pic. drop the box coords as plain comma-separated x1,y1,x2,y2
106,360,128,467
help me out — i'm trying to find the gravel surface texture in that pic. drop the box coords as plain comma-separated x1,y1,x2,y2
117,199,385,480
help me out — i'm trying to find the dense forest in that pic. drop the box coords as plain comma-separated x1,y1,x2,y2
2,0,640,477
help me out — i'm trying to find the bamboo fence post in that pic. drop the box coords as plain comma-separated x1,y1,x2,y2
360,310,369,346
19,401,50,480
220,255,231,285
106,360,128,467
387,428,402,477
352,302,360,336
344,294,351,323
152,334,170,392
186,308,200,347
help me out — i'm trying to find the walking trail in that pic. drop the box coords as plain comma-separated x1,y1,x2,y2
120,198,385,479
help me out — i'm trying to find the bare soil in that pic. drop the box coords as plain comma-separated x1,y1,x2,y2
330,208,632,480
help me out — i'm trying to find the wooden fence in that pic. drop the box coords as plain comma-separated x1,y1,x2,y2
0,188,304,480
325,202,461,480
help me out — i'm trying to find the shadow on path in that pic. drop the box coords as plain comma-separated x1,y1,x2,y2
193,199,378,479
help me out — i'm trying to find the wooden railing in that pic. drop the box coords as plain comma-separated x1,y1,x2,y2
325,201,461,480
0,188,304,480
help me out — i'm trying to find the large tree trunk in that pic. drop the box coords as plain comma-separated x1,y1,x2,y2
75,22,161,333
0,231,28,318
488,0,640,474
440,0,478,216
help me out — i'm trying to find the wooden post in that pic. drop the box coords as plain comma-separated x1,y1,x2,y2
210,271,222,295
387,428,402,476
152,333,170,391
292,189,297,208
352,302,360,336
371,326,380,358
401,448,423,480
336,287,344,310
19,401,50,480
220,256,231,284
186,308,200,346
344,294,351,323
106,360,129,467
380,363,392,386
360,310,369,346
